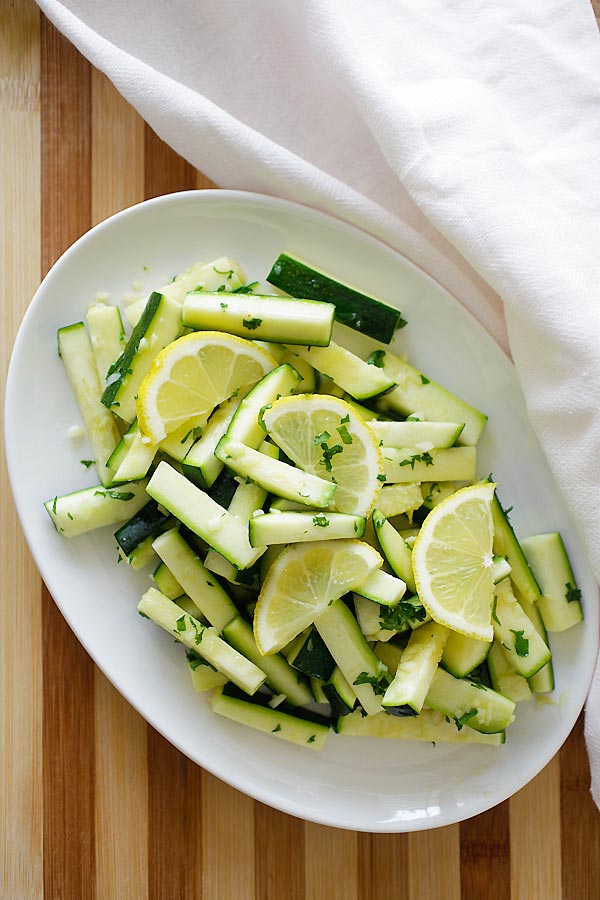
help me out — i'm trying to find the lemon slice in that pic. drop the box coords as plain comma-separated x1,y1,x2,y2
412,482,496,641
254,539,382,654
137,332,275,442
262,395,384,516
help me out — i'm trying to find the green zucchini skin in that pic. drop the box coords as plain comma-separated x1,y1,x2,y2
101,292,163,409
114,500,172,556
267,252,403,343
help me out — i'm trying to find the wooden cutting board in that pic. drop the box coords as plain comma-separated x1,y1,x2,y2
2,3,599,897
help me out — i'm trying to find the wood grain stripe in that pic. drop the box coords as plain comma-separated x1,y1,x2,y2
144,124,197,199
460,801,510,900
0,2,43,898
41,16,96,900
90,69,148,900
202,772,254,900
359,833,410,900
510,755,562,900
254,802,305,900
408,824,461,900
560,714,600,900
305,824,359,900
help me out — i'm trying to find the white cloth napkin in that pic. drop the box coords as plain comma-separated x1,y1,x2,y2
37,0,600,803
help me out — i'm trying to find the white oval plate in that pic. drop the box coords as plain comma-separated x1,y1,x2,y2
5,190,597,832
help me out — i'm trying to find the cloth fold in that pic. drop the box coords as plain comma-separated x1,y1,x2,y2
36,0,600,804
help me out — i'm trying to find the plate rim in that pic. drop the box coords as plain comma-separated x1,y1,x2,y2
5,188,598,832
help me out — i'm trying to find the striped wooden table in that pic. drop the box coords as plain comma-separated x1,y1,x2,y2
2,2,600,898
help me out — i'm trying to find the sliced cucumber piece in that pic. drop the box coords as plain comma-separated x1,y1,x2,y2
323,667,356,717
354,595,394,642
111,426,157,483
520,532,583,632
315,599,388,715
487,642,532,703
289,342,395,400
182,292,334,346
376,483,423,518
336,709,504,745
280,350,317,392
114,499,171,556
374,350,487,446
216,438,336,509
353,569,406,606
286,627,336,681
421,481,459,509
211,684,330,749
492,580,551,678
138,588,266,695
147,461,263,570
120,535,158,570
222,617,312,706
519,597,555,694
492,556,512,584
311,678,328,704
382,446,476,484
45,481,149,537
373,640,403,672
187,653,228,692
152,527,238,631
425,667,515,734
441,632,490,678
382,622,448,713
372,509,416,593
86,302,125,382
58,323,121,486
249,511,365,547
203,551,258,591
181,394,244,489
101,291,183,423
371,421,464,449
491,492,541,605
267,252,403,343
152,561,184,600
225,363,302,451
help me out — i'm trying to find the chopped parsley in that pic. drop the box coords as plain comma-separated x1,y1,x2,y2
234,281,259,294
319,442,343,471
52,495,58,515
313,430,330,445
423,483,439,505
454,708,478,731
396,315,408,330
336,424,353,444
312,514,329,528
94,489,135,501
176,615,187,633
213,266,234,279
399,451,433,470
242,316,262,331
67,512,74,520
258,403,272,432
307,734,316,744
377,474,387,482
272,724,282,733
565,582,581,604
510,629,529,657
220,302,228,309
138,610,149,618
379,598,427,631
353,671,388,696
420,374,430,385
80,459,94,468
367,349,386,368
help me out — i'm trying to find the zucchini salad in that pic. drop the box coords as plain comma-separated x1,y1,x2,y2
46,251,584,750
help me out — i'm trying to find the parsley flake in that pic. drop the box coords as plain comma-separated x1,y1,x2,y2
377,474,387,482
337,424,353,445
454,708,478,731
420,374,430,385
491,596,501,626
312,514,329,528
510,629,529,657
379,597,426,631
565,582,581,603
94,489,135,501
176,615,187,633
313,431,330,445
80,459,93,468
220,302,228,309
353,671,388,696
272,724,282,733
319,442,343,471
307,734,316,744
234,281,259,294
242,317,262,331
367,349,386,368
